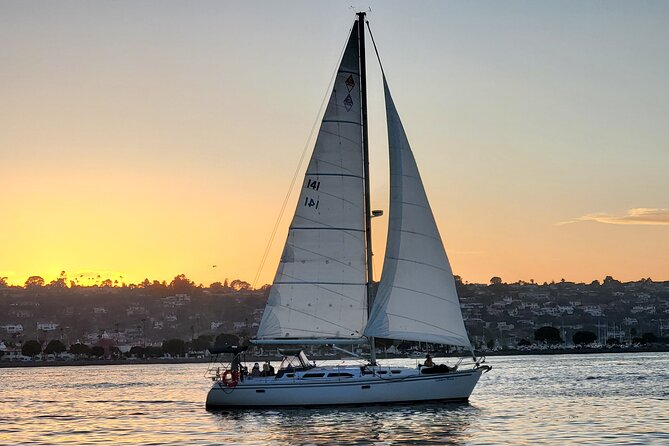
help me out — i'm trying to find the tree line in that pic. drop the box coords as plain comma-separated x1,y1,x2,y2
0,273,267,293
511,326,659,348
5,333,242,360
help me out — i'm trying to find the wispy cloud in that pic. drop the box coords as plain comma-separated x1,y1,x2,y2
557,208,669,226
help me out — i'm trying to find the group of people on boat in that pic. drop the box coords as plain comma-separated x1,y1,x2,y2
249,361,276,377
226,356,274,382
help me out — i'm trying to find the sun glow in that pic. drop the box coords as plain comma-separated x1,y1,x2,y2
2,2,668,286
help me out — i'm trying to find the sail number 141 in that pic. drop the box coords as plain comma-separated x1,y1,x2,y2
306,179,320,191
304,178,320,209
304,197,319,209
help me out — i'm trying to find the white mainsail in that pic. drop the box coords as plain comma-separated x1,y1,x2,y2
364,78,472,348
256,25,368,341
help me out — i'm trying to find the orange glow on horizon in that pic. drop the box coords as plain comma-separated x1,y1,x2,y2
2,3,668,287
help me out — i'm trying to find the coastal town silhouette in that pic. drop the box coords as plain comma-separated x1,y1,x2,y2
2,273,666,363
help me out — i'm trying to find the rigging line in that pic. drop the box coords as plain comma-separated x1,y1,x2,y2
366,20,385,77
251,24,356,289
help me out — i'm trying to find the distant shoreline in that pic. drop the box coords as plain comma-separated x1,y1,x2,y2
2,345,667,369
0,357,212,369
473,345,669,357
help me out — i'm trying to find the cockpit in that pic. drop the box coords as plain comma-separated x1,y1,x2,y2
275,349,314,378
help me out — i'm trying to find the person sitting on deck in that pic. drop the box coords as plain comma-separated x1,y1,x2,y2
262,361,275,376
424,354,435,368
251,362,261,377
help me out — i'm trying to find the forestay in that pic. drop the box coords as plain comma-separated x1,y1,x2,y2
256,25,368,341
364,78,472,348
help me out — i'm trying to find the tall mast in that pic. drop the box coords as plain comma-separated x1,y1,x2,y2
357,11,377,365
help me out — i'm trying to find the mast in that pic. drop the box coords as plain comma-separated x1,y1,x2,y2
357,11,377,365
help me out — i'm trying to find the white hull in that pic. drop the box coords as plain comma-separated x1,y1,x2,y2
206,367,482,408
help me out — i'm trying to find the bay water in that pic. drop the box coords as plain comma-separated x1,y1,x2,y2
1,352,667,445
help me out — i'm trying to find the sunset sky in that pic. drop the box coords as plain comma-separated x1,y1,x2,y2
2,1,668,287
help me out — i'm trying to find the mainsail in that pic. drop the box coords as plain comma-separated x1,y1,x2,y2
364,78,472,348
256,25,368,341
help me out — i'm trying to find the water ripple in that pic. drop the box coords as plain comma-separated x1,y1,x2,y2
0,352,667,445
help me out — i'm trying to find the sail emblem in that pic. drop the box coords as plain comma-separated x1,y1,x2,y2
345,75,355,92
343,94,353,111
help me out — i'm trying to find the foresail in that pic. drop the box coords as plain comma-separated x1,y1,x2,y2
256,24,367,342
364,78,472,349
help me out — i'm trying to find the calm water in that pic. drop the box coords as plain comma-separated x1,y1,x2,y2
1,353,667,445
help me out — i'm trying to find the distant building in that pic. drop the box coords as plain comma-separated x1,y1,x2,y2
582,306,603,317
252,308,265,323
517,319,535,327
210,321,224,330
233,321,247,332
497,322,515,331
126,305,146,316
11,310,33,318
631,305,656,314
161,295,191,308
94,332,117,356
606,329,626,342
519,292,550,301
1,324,24,334
557,305,574,315
37,322,59,331
124,326,143,338
11,301,39,307
0,344,25,361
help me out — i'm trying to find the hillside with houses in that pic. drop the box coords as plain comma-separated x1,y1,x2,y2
456,276,669,349
1,274,668,361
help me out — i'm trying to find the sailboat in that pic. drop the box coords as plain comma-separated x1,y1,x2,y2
206,13,490,409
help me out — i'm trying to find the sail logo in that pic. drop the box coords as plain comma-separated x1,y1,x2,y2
345,75,355,92
343,94,353,112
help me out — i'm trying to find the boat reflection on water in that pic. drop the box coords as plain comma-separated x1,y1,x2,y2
209,402,479,445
